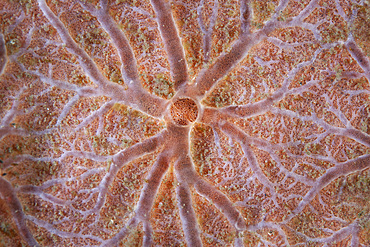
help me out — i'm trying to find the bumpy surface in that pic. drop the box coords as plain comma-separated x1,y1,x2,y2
170,98,198,126
0,0,369,246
